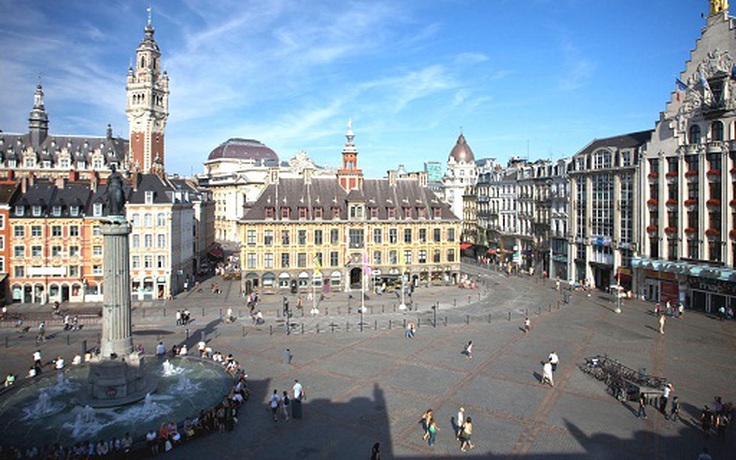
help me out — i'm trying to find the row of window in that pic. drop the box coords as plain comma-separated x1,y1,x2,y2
245,249,457,269
263,206,444,220
10,264,95,279
13,224,92,238
246,227,456,246
12,245,99,258
8,253,170,278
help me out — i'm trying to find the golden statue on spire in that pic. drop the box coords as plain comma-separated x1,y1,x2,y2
711,0,729,15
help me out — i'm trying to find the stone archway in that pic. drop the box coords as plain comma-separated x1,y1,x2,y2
349,267,362,288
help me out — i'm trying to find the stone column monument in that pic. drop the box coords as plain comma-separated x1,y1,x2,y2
87,166,155,406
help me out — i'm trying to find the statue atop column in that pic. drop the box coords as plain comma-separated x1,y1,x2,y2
711,0,729,14
104,164,126,220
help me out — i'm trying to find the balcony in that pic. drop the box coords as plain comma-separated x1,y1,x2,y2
685,170,698,182
647,172,659,184
706,169,721,182
665,171,678,183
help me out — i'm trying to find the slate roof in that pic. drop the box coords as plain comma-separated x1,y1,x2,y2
575,130,653,157
243,176,457,221
0,132,127,166
207,138,279,164
128,174,177,205
0,183,19,205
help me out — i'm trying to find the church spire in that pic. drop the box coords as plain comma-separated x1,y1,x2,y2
337,119,363,191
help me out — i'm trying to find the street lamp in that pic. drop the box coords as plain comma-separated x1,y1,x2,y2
614,267,622,314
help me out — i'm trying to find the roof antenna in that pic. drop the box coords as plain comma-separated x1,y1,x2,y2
147,5,152,26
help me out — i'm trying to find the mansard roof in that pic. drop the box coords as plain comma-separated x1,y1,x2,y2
243,176,457,221
575,130,652,157
0,132,127,165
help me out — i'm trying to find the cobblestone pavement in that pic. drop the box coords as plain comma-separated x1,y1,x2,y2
1,265,734,459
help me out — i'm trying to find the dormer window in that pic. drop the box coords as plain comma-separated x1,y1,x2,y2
370,207,378,219
70,206,79,217
417,208,427,219
331,207,341,219
281,207,290,219
298,207,308,219
145,191,154,204
42,161,51,169
349,204,363,219
59,158,70,169
52,206,61,217
76,161,86,169
93,157,103,169
14,205,24,217
93,203,103,217
433,208,442,219
403,207,412,219
387,208,396,219
7,160,15,168
265,207,275,219
32,205,42,217
24,157,35,168
313,207,323,219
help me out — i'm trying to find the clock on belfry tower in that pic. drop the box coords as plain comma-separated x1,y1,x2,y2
125,12,169,174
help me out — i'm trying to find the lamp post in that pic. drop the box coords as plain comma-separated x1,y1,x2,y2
614,267,622,314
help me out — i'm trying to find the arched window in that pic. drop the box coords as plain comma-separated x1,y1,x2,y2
711,121,724,141
689,125,701,144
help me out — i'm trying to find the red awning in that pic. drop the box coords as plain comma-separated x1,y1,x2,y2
487,249,497,254
459,243,472,250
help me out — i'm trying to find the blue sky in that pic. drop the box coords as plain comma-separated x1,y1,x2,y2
0,0,710,178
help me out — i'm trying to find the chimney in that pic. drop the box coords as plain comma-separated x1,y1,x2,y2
304,167,313,185
28,172,35,187
55,175,65,190
6,170,14,181
90,171,98,193
69,170,79,182
387,169,396,186
132,171,140,191
21,175,28,194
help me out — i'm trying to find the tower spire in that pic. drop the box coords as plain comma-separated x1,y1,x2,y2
147,6,152,26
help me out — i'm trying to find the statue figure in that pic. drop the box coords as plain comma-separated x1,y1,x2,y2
104,164,126,217
711,0,729,14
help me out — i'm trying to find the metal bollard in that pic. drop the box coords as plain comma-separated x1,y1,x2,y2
375,320,377,330
67,334,70,345
538,306,541,315
325,308,329,316
270,325,274,335
454,299,457,307
202,307,205,316
466,315,469,325
488,313,492,323
346,322,350,332
317,324,320,334
186,329,190,339
389,320,392,329
301,324,304,334
143,309,146,318
163,308,166,317
219,308,222,318
242,326,245,337
331,323,336,333
508,311,511,321
382,305,385,313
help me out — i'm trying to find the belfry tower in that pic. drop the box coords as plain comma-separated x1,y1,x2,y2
125,11,169,173
337,119,364,191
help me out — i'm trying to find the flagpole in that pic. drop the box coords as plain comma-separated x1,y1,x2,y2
399,251,407,311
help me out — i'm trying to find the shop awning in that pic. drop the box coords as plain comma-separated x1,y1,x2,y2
487,249,497,254
459,243,472,250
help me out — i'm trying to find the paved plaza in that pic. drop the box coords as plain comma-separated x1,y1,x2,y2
1,265,734,459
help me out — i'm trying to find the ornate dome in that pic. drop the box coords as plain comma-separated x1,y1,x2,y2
207,138,279,163
448,133,475,163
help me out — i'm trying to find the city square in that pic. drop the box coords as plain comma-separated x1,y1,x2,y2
1,265,734,458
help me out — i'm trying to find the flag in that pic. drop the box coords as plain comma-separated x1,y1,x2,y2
362,252,372,276
699,71,712,95
313,255,321,276
675,78,688,102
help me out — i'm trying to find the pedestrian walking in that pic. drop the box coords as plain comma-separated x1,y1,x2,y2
541,359,554,387
36,321,46,343
32,349,42,367
370,442,381,460
716,412,728,441
701,405,713,437
523,317,530,333
455,407,465,439
419,409,433,441
548,351,559,372
669,396,680,422
281,391,290,421
269,389,281,422
463,341,473,359
175,310,182,326
458,416,474,452
427,418,439,447
405,321,415,339
677,302,684,318
291,379,305,419
659,383,673,413
282,348,293,365
637,392,648,419
658,313,666,335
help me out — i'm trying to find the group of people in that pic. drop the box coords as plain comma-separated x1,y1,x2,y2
700,396,733,440
24,349,90,380
175,309,192,326
268,379,306,422
8,432,136,459
418,407,474,451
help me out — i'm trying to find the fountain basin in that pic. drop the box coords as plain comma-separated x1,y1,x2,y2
0,357,232,450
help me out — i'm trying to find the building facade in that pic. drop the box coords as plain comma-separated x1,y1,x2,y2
634,3,736,311
239,125,461,296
